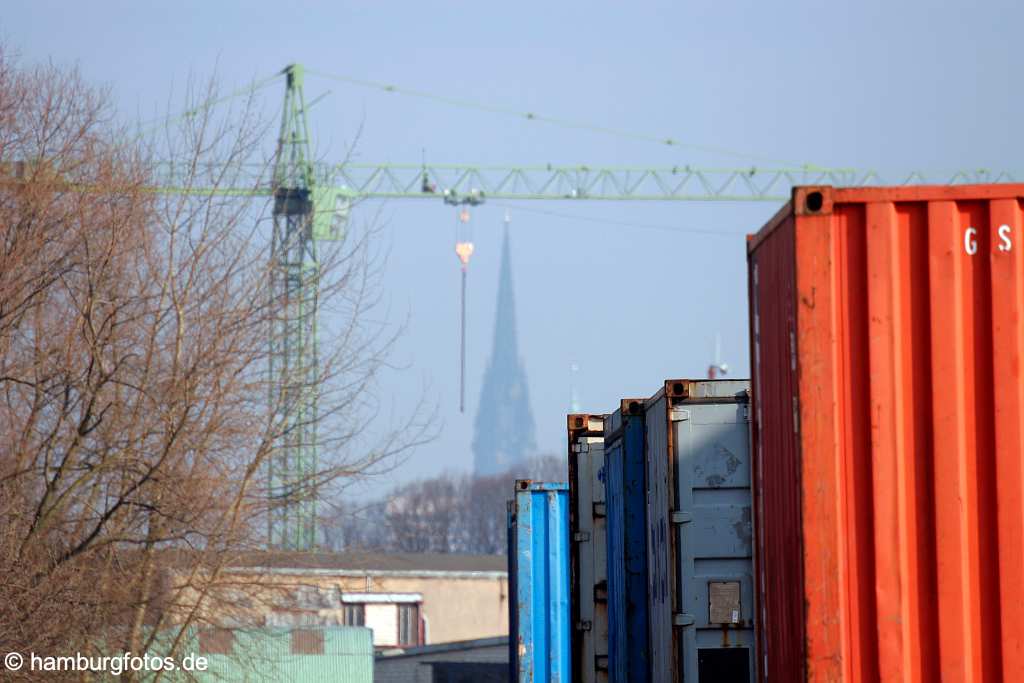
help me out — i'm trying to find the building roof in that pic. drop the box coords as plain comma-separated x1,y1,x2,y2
226,551,507,576
376,636,509,661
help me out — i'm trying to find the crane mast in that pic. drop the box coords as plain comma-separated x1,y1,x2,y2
268,64,319,550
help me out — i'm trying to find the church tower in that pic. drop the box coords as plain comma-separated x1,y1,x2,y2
471,215,537,476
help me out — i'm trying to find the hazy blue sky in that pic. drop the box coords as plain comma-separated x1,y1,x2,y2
6,1,1022,493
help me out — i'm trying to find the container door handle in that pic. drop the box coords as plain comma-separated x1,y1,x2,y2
671,510,692,524
673,613,696,627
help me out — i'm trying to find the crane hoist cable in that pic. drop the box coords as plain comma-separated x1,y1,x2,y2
454,206,475,413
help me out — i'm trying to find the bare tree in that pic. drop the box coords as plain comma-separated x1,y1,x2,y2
0,47,432,680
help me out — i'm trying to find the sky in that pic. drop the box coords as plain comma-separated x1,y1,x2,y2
6,0,1023,494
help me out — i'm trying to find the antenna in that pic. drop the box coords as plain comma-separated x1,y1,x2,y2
708,333,729,380
570,362,581,413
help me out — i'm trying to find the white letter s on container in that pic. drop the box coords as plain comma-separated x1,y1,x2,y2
998,224,1013,252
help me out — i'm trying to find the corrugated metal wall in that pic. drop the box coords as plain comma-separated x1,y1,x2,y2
196,626,374,682
748,212,803,683
645,390,674,683
509,481,571,683
749,184,1024,682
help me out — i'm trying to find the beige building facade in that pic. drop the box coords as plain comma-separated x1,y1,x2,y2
171,552,509,649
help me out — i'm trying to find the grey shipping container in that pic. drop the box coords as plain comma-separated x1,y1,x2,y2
645,379,755,683
567,414,609,683
604,400,650,683
508,480,571,683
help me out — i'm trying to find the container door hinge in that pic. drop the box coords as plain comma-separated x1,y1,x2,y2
673,613,696,627
671,408,691,423
596,655,609,671
576,620,592,632
573,531,591,542
592,502,606,517
671,510,692,524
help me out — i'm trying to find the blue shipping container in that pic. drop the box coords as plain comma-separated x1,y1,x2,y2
603,400,650,683
509,480,571,683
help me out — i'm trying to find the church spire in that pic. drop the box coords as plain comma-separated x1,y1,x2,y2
472,213,536,476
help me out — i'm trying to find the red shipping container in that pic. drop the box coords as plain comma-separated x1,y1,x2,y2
748,185,1024,682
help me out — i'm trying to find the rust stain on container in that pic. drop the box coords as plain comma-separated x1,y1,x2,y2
748,184,1024,683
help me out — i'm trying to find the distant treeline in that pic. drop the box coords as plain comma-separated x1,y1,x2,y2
322,455,566,555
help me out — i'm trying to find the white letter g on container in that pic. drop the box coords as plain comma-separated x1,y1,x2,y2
965,227,978,255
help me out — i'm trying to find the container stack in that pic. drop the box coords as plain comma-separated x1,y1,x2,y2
510,380,755,683
509,184,1024,683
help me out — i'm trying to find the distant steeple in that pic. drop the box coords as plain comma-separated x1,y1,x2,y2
472,214,537,476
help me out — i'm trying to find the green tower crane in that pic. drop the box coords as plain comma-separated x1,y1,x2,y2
267,64,318,550
256,64,1016,551
267,65,349,550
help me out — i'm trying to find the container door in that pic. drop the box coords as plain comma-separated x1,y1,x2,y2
507,499,518,681
604,438,627,683
572,437,608,683
645,393,673,683
621,411,650,683
513,482,571,683
588,440,610,682
673,400,754,683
